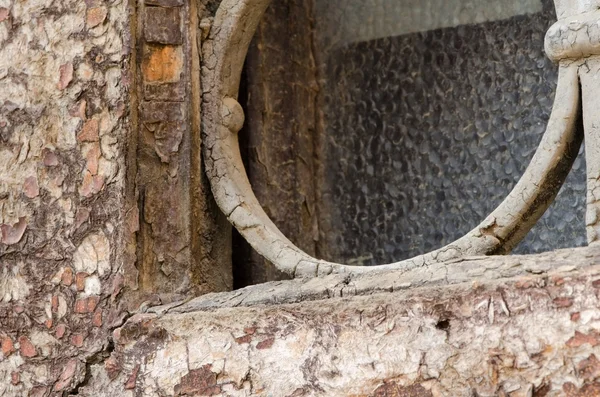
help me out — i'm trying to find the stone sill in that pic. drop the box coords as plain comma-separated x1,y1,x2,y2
82,246,600,396
153,246,600,314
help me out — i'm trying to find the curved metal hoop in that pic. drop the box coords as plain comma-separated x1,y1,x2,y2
202,0,583,277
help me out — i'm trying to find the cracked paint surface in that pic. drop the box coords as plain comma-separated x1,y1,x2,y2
0,0,231,394
202,0,585,277
81,247,600,396
5,0,600,395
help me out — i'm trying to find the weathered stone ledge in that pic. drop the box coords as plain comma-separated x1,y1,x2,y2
152,246,600,314
79,247,600,396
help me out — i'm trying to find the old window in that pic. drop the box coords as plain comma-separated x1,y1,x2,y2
204,0,596,287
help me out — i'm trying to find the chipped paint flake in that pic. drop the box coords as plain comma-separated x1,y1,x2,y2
72,232,111,275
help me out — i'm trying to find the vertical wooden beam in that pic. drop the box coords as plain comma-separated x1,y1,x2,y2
126,0,232,310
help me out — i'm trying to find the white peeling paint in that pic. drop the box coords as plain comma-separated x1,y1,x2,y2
84,275,102,296
0,264,30,303
72,232,110,275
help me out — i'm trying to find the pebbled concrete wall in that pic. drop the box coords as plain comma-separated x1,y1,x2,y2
241,0,587,270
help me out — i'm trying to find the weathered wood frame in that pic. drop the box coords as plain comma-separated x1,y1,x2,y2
202,0,600,278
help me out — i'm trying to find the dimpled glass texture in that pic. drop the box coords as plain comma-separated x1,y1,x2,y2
314,0,586,266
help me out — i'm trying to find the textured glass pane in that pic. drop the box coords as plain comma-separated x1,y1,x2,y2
314,0,586,265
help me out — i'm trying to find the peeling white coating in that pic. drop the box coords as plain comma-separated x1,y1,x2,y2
202,0,583,277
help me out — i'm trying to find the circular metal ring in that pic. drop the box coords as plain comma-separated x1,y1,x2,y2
202,0,582,277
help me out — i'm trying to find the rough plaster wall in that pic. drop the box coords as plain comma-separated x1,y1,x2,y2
81,247,600,396
0,0,132,394
315,0,587,265
0,0,235,393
